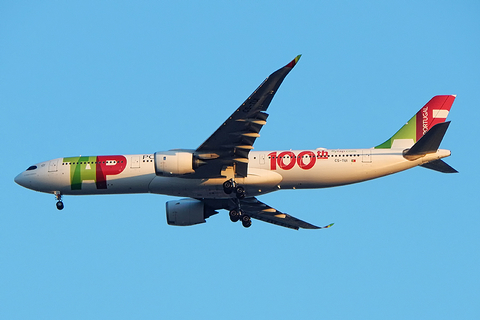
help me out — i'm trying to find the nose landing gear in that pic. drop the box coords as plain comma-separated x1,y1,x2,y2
56,201,64,210
54,191,64,210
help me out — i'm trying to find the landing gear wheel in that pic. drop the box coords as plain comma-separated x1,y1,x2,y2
223,180,234,194
235,186,246,199
56,201,64,210
229,209,240,222
241,215,251,228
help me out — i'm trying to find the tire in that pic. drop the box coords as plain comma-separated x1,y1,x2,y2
229,209,240,222
235,186,246,199
56,201,64,210
223,180,234,194
242,217,252,228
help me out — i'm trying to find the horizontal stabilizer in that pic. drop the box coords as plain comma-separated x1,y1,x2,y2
404,121,450,160
420,159,458,173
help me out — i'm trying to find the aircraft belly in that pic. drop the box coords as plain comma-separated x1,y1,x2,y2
149,168,282,198
149,176,227,198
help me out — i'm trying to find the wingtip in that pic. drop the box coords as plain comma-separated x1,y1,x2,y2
286,54,302,68
324,223,334,229
312,222,334,230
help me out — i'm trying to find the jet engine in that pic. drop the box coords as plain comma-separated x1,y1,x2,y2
154,151,197,176
166,199,217,226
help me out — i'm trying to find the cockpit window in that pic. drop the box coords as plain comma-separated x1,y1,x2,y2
26,165,37,171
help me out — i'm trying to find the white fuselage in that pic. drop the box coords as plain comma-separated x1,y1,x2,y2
15,148,451,199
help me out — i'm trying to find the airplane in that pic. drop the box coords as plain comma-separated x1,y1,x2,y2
14,55,457,230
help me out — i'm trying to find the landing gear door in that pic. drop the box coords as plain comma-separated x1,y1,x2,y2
48,159,58,172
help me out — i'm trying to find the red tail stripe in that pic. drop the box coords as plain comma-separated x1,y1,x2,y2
415,95,455,141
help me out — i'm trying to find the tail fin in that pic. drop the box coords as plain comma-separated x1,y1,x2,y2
375,95,456,149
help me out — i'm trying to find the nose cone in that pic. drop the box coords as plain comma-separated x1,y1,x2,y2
15,172,27,188
14,171,33,189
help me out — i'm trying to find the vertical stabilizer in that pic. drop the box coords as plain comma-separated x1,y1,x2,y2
375,95,455,149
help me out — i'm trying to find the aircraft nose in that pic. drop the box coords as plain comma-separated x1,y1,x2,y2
14,172,32,189
15,172,25,186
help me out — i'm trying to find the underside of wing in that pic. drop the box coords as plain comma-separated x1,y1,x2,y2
202,196,333,230
239,197,326,230
193,55,301,178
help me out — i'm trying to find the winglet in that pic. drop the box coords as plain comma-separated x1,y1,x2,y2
286,54,302,68
321,223,334,229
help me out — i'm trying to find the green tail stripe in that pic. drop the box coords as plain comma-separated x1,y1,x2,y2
375,114,417,149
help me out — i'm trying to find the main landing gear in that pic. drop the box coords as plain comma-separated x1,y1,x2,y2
223,179,251,228
222,179,246,199
54,191,64,210
229,209,252,228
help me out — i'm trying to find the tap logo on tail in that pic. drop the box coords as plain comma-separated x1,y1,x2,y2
375,95,455,149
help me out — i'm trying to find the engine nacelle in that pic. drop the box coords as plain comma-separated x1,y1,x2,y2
154,151,195,176
166,199,216,226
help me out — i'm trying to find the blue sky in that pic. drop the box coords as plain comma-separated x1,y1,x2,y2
1,1,479,319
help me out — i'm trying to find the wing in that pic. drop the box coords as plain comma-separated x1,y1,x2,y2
193,55,301,178
240,197,332,230
203,197,333,230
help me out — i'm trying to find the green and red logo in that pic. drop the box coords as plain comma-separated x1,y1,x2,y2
375,95,454,149
63,155,127,190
